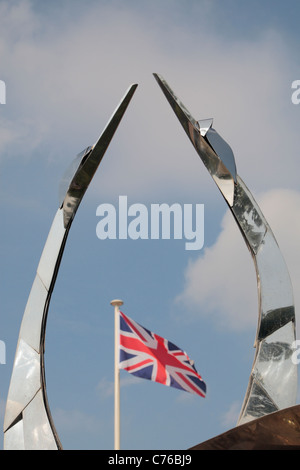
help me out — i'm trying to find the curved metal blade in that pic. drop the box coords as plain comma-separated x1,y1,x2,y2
153,73,236,206
61,83,138,227
3,83,137,450
154,73,297,427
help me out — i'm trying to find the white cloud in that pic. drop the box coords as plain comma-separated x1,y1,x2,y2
0,0,298,202
96,374,141,399
176,207,258,330
52,407,101,434
176,189,300,334
221,401,241,428
97,377,114,398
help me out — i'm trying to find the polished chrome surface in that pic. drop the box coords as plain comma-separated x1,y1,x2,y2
61,83,137,228
18,275,48,353
154,73,297,427
22,391,58,450
3,84,137,450
4,339,40,431
37,209,66,290
4,419,25,450
153,73,236,206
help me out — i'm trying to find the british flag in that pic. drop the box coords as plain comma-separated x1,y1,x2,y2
119,311,206,397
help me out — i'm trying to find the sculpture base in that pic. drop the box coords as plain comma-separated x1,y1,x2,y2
190,405,300,450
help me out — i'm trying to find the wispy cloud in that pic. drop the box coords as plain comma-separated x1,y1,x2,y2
96,374,141,399
176,189,300,334
53,407,101,433
221,401,241,428
0,1,297,203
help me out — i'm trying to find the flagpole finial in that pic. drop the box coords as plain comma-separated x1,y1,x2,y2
110,299,124,307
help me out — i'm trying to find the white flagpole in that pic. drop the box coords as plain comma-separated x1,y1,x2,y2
110,299,123,451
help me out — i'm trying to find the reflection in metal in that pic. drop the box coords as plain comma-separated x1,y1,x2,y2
190,404,300,450
3,84,138,450
153,73,297,426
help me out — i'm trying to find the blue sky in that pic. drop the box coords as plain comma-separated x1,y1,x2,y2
1,0,300,450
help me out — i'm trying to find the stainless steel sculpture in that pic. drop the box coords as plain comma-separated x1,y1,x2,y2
3,84,137,450
153,73,297,427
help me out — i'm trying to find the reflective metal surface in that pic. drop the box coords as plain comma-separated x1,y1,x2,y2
153,74,236,206
3,84,137,450
154,73,297,426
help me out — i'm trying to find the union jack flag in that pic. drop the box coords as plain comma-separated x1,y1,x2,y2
119,311,206,397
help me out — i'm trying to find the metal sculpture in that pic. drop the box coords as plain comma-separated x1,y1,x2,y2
3,73,297,450
3,84,137,450
153,73,297,426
